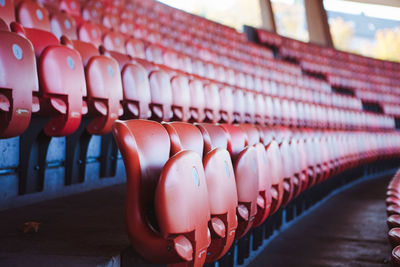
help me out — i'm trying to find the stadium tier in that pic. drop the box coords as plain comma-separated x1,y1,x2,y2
1,0,400,266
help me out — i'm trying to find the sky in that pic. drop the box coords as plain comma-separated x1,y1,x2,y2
158,0,400,21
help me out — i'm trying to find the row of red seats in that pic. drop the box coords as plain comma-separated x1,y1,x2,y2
113,119,400,266
2,0,396,139
256,29,400,116
385,171,400,266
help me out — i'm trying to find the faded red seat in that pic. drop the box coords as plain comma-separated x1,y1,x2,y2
113,119,211,266
219,85,234,124
219,124,259,239
77,21,102,47
238,124,272,226
0,0,14,29
392,245,400,267
203,82,221,123
148,69,173,122
170,74,191,122
105,50,151,120
50,11,77,39
389,228,400,248
64,37,123,134
188,78,206,122
388,215,400,230
388,205,400,217
102,30,126,54
14,0,86,136
164,122,238,262
0,24,38,138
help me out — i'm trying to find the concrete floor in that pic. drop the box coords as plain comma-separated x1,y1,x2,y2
248,175,393,267
0,184,129,267
0,175,393,267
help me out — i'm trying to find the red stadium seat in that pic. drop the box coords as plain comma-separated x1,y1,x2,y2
219,123,259,239
13,1,86,136
0,23,38,138
0,0,14,29
163,122,238,262
50,11,77,39
64,37,123,134
113,119,211,266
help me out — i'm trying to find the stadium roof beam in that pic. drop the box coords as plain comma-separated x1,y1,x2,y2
259,0,277,33
304,0,333,47
344,0,400,8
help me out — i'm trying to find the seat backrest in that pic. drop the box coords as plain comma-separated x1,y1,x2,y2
170,74,191,122
233,88,245,123
113,119,210,266
0,0,15,28
165,122,238,262
77,21,102,47
163,122,203,157
85,55,123,134
126,38,146,59
0,29,38,138
50,11,77,39
203,82,220,123
219,85,234,124
219,123,258,239
112,56,151,120
38,44,86,136
16,0,51,31
103,30,126,54
148,69,173,122
188,78,205,122
59,0,80,18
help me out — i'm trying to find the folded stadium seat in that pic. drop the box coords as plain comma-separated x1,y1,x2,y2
59,0,83,26
259,132,284,215
101,12,120,32
77,21,103,47
238,124,272,227
218,85,235,124
279,139,297,206
148,68,173,122
169,73,192,122
0,19,38,138
49,10,77,39
0,0,14,29
254,93,266,125
392,245,400,267
387,204,400,217
12,1,86,193
233,88,245,124
14,0,85,137
272,97,282,126
81,1,103,25
202,81,221,123
288,138,307,197
389,228,400,248
125,38,146,59
218,123,259,239
102,30,126,54
100,48,152,120
145,43,164,65
113,120,211,267
244,91,256,124
163,122,238,263
188,78,206,123
62,37,123,135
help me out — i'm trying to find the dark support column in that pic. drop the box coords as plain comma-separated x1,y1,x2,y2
304,0,333,47
259,0,277,32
